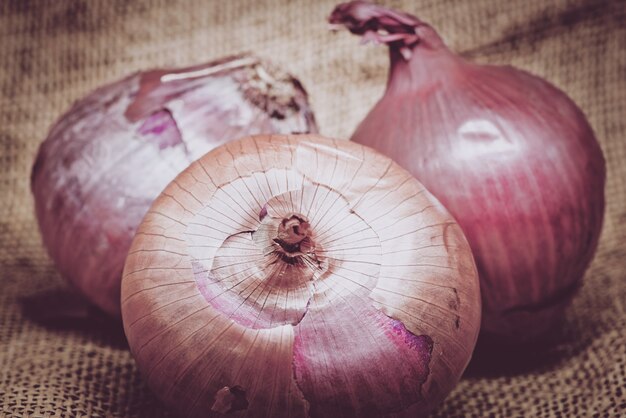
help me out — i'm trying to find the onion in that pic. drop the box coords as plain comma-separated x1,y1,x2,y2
329,1,606,341
31,55,317,316
121,134,481,418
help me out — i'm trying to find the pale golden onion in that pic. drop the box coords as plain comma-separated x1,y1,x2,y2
121,134,481,418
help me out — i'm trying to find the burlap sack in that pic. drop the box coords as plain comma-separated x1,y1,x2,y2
1,0,624,416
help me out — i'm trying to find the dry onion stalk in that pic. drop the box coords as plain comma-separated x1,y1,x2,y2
122,134,481,418
31,54,316,316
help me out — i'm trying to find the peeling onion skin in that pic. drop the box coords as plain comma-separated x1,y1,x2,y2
31,55,317,316
330,1,606,341
121,134,481,418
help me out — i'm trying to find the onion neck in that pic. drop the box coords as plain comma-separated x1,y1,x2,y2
329,1,459,93
386,45,458,94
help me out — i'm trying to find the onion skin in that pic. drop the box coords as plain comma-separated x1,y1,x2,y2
31,55,317,316
121,134,481,418
330,1,606,341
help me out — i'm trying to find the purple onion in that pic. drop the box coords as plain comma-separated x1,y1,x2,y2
31,54,317,316
330,1,605,341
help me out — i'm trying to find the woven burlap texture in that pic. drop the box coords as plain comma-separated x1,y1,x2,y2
1,0,624,417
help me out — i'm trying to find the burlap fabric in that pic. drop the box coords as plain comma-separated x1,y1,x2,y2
1,0,624,417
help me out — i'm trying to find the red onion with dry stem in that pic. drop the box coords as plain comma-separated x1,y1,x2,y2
330,1,606,341
31,55,316,316
121,134,481,418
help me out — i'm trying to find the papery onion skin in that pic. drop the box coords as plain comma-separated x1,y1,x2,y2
121,134,481,418
31,55,317,316
330,1,606,341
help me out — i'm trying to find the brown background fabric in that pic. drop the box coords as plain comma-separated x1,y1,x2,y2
1,0,624,416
